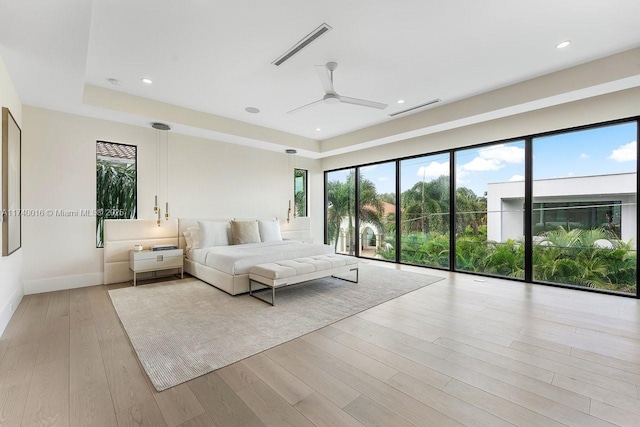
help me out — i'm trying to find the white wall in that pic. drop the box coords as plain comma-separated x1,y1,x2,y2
0,55,23,336
22,106,322,294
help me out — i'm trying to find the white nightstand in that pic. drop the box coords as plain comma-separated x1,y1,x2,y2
129,248,184,286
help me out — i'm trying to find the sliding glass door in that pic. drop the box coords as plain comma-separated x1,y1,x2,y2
326,169,356,255
325,118,638,297
532,122,637,294
399,153,450,267
454,141,525,278
358,162,396,260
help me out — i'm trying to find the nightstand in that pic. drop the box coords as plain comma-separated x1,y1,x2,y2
129,248,184,286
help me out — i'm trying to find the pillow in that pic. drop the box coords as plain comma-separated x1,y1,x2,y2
187,226,201,249
231,220,261,245
183,230,193,249
258,219,282,242
198,221,230,247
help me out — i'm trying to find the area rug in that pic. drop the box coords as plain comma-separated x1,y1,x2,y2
108,263,443,391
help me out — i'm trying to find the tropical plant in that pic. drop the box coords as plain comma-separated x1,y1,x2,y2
326,171,384,254
96,159,137,247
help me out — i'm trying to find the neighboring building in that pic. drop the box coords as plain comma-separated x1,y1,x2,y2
487,172,637,247
334,201,396,255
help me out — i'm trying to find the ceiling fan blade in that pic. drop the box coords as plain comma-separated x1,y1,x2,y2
315,65,335,94
339,96,388,110
286,98,324,114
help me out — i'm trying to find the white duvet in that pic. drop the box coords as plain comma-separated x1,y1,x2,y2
187,240,335,275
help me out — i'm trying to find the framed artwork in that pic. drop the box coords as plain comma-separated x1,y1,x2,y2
2,107,21,256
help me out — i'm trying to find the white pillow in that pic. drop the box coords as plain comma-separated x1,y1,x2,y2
183,230,193,249
187,226,200,249
198,221,230,247
258,219,282,242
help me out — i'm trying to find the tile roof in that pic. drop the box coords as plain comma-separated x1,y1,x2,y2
96,141,136,160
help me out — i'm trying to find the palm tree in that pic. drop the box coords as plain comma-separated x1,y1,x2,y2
326,171,385,254
400,175,449,235
96,159,137,247
455,187,486,236
326,179,352,251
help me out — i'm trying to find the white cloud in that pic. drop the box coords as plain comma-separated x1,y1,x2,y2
580,153,589,160
360,164,378,172
417,160,449,179
378,176,389,182
479,144,524,163
608,141,636,162
508,175,524,182
461,143,524,172
463,157,504,171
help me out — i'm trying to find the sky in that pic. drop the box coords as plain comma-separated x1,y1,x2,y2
328,121,637,197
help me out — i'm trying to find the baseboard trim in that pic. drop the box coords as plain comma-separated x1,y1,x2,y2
24,272,104,295
0,286,24,337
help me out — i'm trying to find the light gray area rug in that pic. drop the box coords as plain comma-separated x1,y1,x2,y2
108,263,443,391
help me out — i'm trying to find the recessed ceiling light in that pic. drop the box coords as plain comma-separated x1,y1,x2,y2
245,107,260,114
556,40,571,49
316,128,321,131
141,78,153,84
397,99,405,104
107,78,122,86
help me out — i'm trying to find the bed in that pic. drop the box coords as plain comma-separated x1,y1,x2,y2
178,218,334,295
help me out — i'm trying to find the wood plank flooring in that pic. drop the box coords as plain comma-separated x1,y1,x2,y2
1,262,639,426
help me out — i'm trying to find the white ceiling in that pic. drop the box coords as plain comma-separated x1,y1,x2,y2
1,0,640,154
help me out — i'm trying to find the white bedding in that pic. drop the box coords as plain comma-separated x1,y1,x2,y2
187,240,334,275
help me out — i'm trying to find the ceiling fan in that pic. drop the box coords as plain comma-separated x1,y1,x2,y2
287,62,388,114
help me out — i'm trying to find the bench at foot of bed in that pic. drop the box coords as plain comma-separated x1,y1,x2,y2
248,254,359,306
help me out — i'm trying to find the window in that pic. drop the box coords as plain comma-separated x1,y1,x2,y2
96,141,137,247
359,161,396,260
324,118,638,297
294,169,308,217
455,141,526,278
326,169,355,255
532,122,636,294
400,153,450,267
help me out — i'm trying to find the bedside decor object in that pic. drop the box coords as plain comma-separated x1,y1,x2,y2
2,107,21,256
133,244,143,252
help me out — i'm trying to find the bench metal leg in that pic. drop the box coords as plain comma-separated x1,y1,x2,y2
332,267,359,284
249,279,278,306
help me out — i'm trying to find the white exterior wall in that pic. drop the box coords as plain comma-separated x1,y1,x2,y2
487,173,636,245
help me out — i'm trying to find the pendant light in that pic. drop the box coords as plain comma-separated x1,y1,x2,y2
152,122,171,226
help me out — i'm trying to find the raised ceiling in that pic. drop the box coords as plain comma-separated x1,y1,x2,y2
1,0,640,157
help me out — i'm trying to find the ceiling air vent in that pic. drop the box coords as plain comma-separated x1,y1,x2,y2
272,23,332,66
389,98,441,117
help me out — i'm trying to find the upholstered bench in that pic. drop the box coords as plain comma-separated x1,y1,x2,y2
248,254,359,306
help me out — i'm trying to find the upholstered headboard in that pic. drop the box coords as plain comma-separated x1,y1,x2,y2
177,217,311,249
103,219,179,284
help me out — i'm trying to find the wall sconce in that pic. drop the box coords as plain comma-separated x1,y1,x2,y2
286,149,297,223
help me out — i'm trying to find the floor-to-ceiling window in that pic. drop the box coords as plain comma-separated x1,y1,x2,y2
454,141,526,278
399,153,450,268
358,162,396,260
532,122,637,295
324,118,638,297
326,168,356,255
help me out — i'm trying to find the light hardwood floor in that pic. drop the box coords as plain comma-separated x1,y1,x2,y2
1,262,639,426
